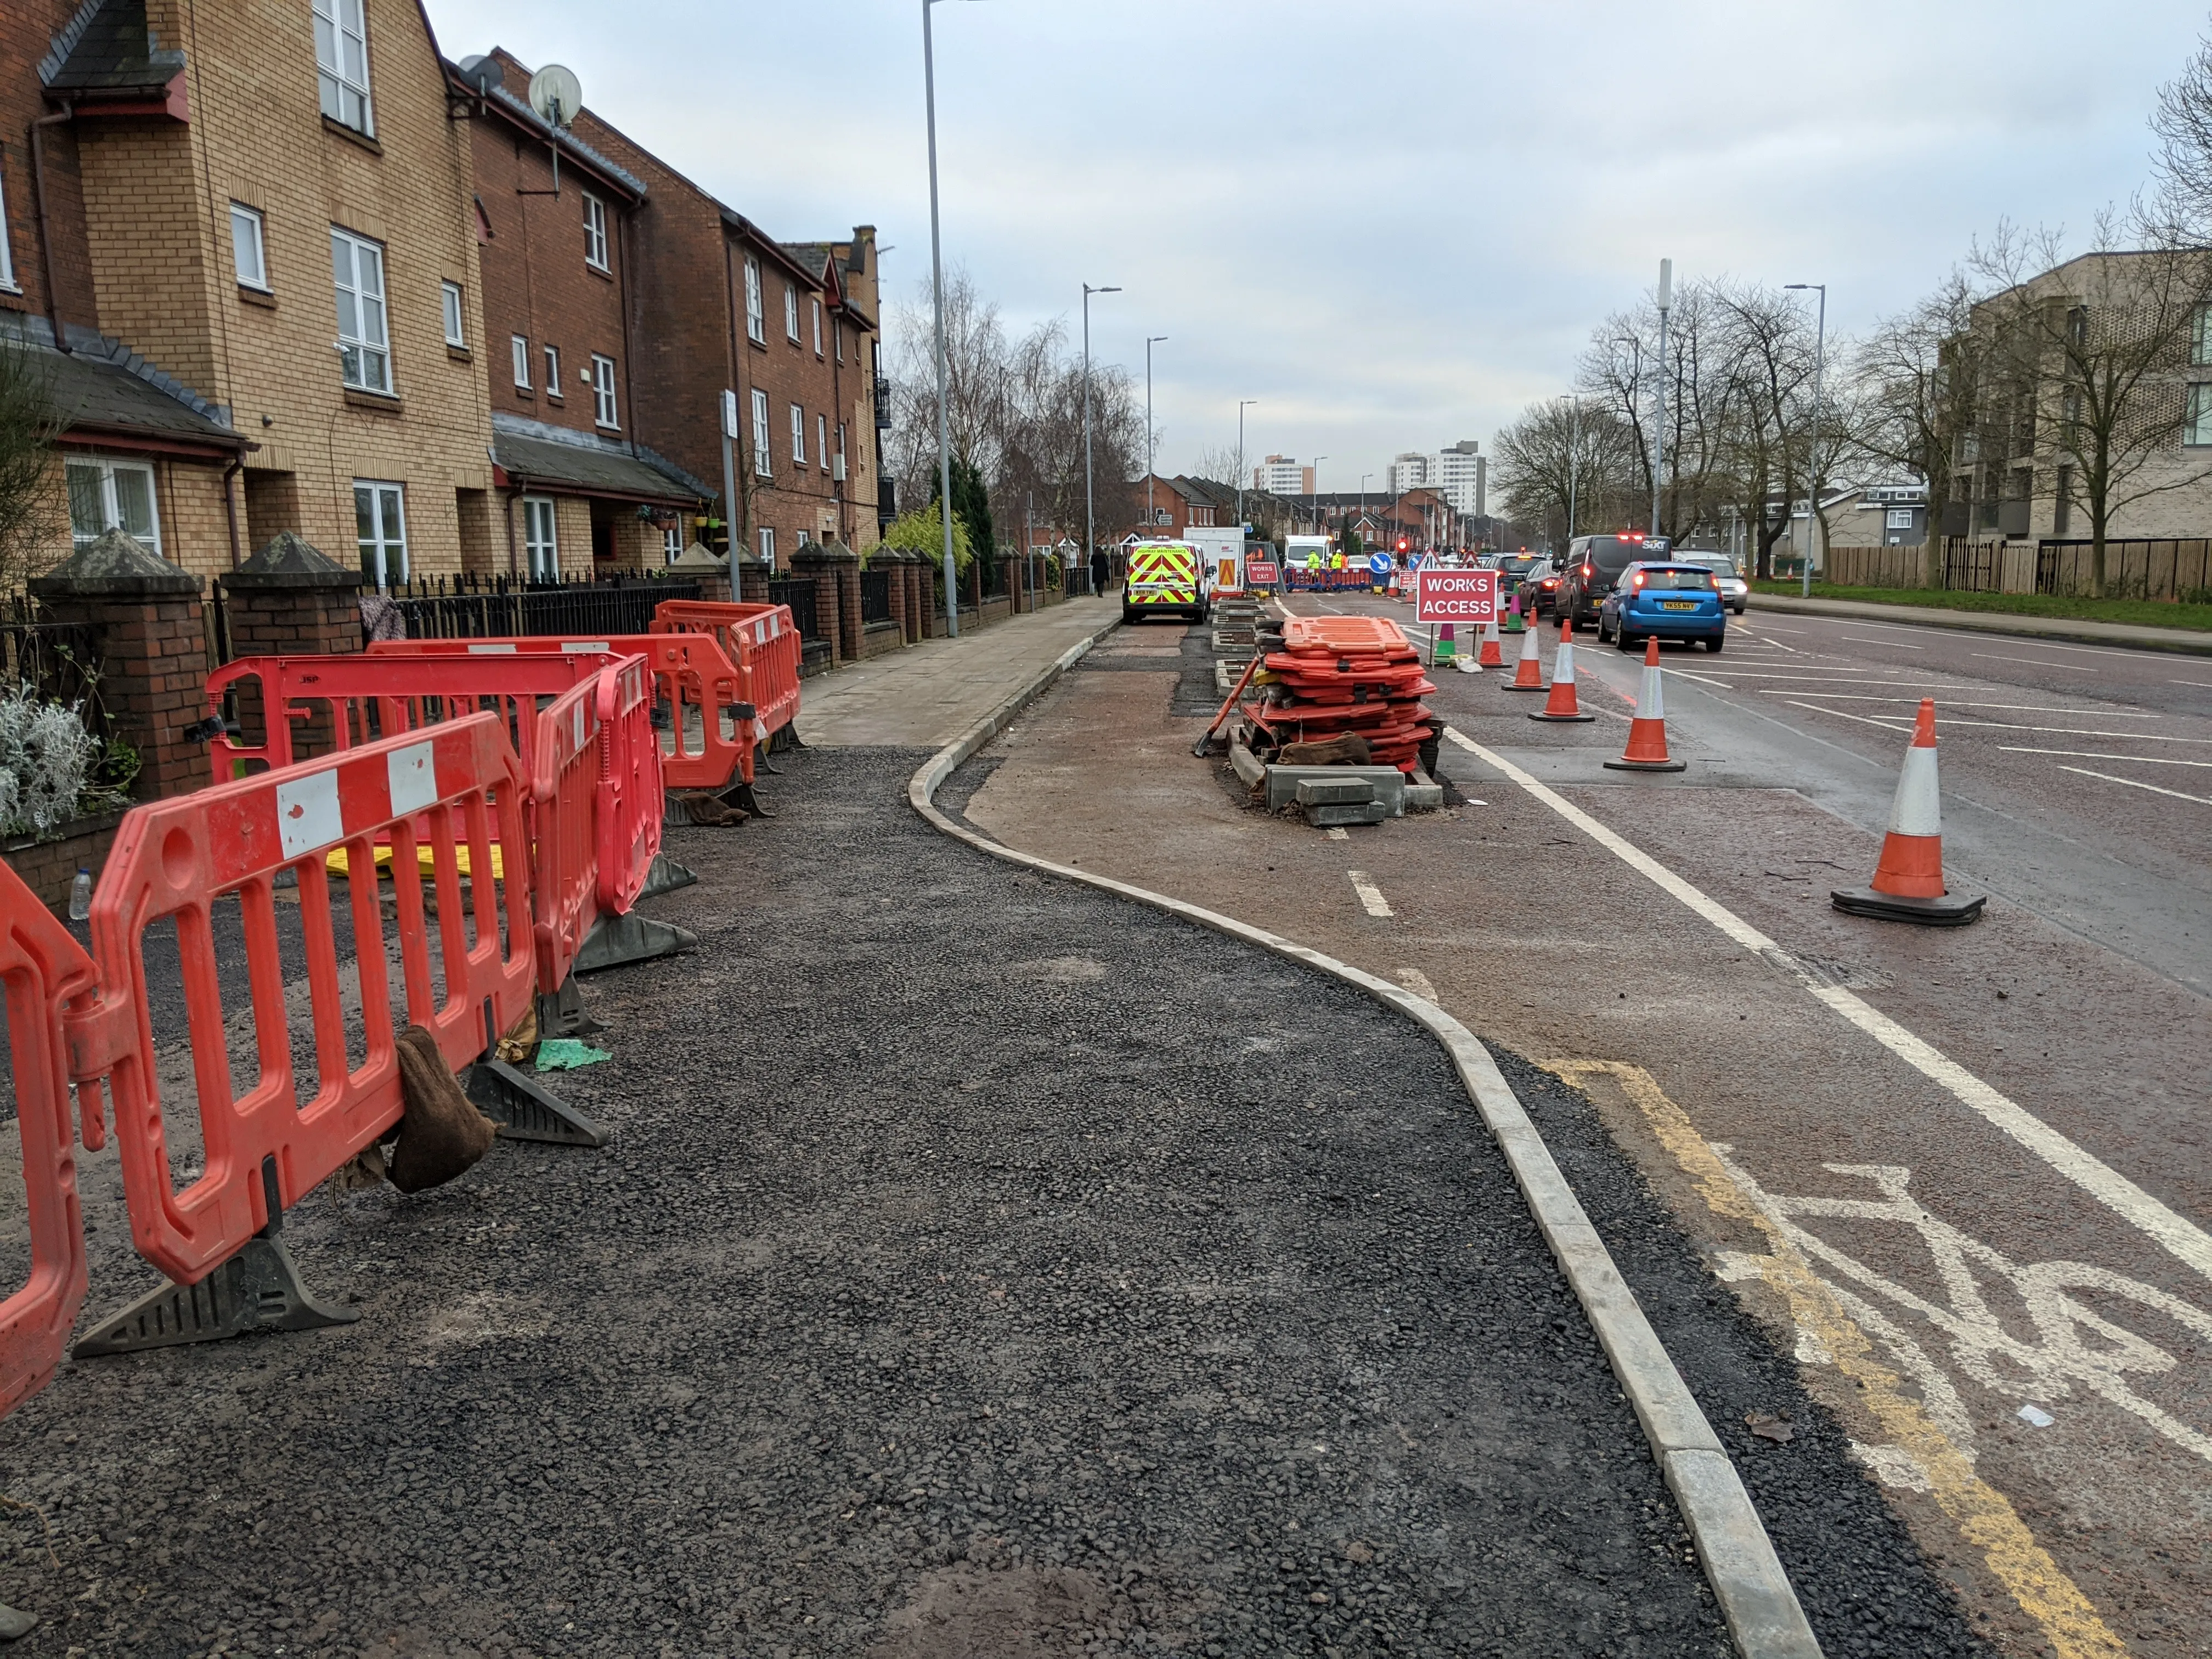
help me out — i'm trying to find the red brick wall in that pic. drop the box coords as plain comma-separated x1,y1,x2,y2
0,2,98,337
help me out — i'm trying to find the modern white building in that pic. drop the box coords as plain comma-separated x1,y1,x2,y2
1387,441,1486,517
1252,454,1314,495
1385,452,1432,494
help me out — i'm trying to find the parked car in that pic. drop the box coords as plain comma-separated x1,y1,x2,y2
1554,532,1671,629
1520,557,1562,617
1598,561,1726,651
1673,552,1749,613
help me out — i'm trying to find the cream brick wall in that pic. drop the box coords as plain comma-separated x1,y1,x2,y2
73,0,492,586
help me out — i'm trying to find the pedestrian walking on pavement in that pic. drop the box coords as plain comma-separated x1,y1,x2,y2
1091,548,1108,595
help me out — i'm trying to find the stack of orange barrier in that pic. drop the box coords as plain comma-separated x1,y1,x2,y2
1240,614,1437,772
650,600,803,742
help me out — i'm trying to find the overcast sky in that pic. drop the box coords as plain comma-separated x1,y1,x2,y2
428,0,2209,493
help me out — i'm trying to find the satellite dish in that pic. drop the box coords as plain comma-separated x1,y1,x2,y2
456,54,503,95
528,63,583,129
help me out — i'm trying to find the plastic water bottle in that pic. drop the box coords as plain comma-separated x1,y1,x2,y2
67,868,92,922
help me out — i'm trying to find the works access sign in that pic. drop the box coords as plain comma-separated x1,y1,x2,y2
1415,568,1498,624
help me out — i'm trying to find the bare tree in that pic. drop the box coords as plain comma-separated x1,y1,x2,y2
884,266,1014,496
1189,445,1244,489
1491,397,1640,549
2152,22,2212,244
1966,214,2212,596
0,341,64,591
1709,283,1822,578
1852,269,1986,586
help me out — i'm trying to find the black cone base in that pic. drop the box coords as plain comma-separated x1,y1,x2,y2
1831,886,1986,927
1529,710,1596,723
1604,757,1688,772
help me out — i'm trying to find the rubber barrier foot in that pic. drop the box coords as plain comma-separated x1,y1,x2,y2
720,780,773,819
573,911,698,974
537,977,603,1040
72,1232,358,1358
466,1058,607,1147
768,724,807,754
639,853,698,900
755,742,785,776
1830,885,1987,927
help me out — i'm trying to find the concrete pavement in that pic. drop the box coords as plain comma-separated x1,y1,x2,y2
794,597,1120,748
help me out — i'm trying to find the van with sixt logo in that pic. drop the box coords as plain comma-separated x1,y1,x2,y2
1553,532,1671,630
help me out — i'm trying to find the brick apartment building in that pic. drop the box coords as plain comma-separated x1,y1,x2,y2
7,0,500,588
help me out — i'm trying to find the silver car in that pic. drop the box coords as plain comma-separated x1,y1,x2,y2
1676,553,1748,613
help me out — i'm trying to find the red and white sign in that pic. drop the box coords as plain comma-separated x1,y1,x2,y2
1246,559,1279,585
1415,567,1498,623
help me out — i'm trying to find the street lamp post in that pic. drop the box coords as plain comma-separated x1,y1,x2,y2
1083,282,1120,595
1145,335,1167,532
1564,393,1581,545
1235,399,1257,534
922,0,961,635
1786,283,1827,597
1312,456,1327,534
1653,258,1672,541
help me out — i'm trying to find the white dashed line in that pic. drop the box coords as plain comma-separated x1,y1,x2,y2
1838,633,1925,648
1997,747,2212,768
1784,701,1913,731
1348,870,1395,917
1442,724,2212,1286
2054,766,2212,805
1396,967,1440,1000
2175,680,2212,690
1972,653,2097,672
1759,693,2162,718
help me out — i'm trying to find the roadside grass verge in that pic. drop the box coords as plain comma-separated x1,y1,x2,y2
1750,579,2212,633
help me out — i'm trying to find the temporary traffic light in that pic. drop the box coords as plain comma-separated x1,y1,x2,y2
1396,538,1409,552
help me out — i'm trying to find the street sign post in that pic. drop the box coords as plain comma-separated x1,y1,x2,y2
1415,567,1498,625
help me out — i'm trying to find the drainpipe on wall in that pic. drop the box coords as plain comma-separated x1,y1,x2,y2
221,454,244,568
29,105,76,352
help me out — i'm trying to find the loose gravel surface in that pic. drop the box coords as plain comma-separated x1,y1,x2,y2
1,746,1746,1658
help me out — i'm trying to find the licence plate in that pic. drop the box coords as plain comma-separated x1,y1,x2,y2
1660,601,1697,611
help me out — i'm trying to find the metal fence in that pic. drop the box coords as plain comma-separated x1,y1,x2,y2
768,579,821,642
1,597,113,748
859,568,892,625
365,572,703,642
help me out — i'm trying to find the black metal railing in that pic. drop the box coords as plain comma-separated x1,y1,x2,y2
859,568,893,624
365,572,702,642
768,579,821,642
1,599,113,746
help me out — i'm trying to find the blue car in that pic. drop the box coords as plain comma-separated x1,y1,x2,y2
1598,561,1727,652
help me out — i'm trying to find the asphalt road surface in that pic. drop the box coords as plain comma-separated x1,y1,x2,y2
963,601,2212,1659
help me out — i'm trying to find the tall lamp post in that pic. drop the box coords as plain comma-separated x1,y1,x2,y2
1653,258,1672,541
922,0,961,635
1144,334,1168,532
1312,456,1327,534
1235,399,1257,533
1561,393,1581,546
1786,283,1827,597
1082,282,1121,594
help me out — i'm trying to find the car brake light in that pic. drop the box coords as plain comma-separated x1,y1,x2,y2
1581,565,1593,579
1632,572,1646,590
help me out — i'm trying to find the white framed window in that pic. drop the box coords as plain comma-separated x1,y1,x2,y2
1885,507,1914,531
230,204,269,291
353,480,407,589
663,522,683,563
789,402,805,465
2188,383,2212,447
811,298,822,356
522,495,559,580
0,165,16,291
583,193,608,272
817,414,828,471
744,256,764,345
834,323,843,364
752,387,771,476
65,456,161,554
2195,305,2212,369
330,227,389,394
544,345,562,398
441,280,465,348
511,334,531,390
784,283,799,342
312,0,374,135
591,353,618,428
758,526,775,565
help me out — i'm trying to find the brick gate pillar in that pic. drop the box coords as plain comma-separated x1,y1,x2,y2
876,547,910,645
217,531,364,759
29,530,211,803
790,543,848,666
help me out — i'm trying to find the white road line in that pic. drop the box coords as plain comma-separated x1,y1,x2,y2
1758,692,2162,718
1938,719,2212,744
1973,652,2098,672
1396,967,1441,1000
1348,870,1394,917
2175,680,2212,690
1838,633,1926,648
1784,701,1912,731
2055,766,2212,805
1442,724,2212,1288
1998,746,2212,768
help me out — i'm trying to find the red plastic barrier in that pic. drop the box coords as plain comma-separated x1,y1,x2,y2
650,600,803,740
205,650,620,780
62,715,535,1285
0,860,99,1417
529,676,601,994
369,635,754,792
591,656,663,916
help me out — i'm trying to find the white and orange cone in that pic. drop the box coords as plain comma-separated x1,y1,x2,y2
1831,699,1985,925
1604,639,1686,772
1477,617,1504,668
1530,619,1595,722
1504,616,1545,691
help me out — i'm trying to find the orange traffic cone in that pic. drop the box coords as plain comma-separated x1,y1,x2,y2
1530,619,1596,723
1832,699,1984,925
1504,616,1545,691
1477,617,1504,668
1604,639,1686,771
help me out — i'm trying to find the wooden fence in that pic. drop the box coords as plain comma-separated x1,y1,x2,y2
2034,539,2212,601
1824,545,1932,589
